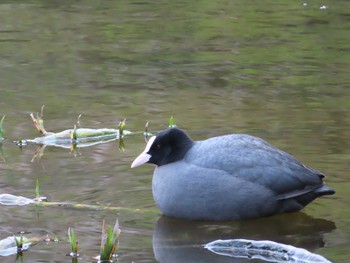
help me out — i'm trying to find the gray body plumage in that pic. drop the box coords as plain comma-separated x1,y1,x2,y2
152,133,333,221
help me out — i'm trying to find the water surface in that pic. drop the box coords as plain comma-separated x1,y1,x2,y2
0,1,349,262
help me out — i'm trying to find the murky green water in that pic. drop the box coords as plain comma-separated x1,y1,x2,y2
0,1,349,262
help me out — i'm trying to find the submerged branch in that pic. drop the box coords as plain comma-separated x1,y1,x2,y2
0,193,158,215
38,200,155,214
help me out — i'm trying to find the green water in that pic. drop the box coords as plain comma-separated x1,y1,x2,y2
0,1,349,262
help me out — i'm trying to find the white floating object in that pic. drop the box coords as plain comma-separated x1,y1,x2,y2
204,239,331,263
0,194,34,206
0,236,31,256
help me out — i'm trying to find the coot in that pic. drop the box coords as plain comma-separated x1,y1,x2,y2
131,128,335,221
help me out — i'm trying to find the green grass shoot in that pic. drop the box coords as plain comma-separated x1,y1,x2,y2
14,234,24,250
68,227,79,256
169,116,176,128
118,119,126,137
118,138,125,152
72,125,78,141
0,115,5,139
35,179,40,199
118,119,126,152
144,121,149,134
99,219,120,261
76,114,82,128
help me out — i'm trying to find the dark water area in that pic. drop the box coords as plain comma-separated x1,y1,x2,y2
0,0,349,262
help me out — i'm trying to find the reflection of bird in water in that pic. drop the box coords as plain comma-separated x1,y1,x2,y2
153,213,336,263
